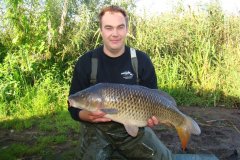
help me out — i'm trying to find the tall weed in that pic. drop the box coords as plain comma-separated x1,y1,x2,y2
128,3,240,107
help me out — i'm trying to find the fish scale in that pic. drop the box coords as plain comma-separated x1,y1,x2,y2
102,85,181,124
68,83,201,150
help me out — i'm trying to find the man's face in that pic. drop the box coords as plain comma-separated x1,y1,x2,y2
100,11,128,54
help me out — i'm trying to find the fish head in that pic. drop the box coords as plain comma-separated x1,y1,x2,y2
68,89,103,112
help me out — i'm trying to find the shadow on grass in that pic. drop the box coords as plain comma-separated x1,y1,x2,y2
0,110,81,160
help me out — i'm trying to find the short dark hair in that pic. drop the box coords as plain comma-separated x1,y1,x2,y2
98,5,128,28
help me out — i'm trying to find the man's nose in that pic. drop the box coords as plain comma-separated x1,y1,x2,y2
112,28,119,36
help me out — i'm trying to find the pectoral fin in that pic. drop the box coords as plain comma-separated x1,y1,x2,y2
124,124,139,137
100,108,118,114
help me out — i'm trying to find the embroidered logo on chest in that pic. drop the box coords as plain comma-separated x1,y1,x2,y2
121,71,134,80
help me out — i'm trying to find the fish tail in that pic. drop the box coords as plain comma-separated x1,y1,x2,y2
176,126,190,151
176,116,201,151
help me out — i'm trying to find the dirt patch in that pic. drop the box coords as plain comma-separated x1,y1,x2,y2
154,106,240,160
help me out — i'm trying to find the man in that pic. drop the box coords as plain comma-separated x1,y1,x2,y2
68,5,173,160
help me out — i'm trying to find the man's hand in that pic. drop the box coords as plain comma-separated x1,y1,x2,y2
147,116,159,127
79,110,112,123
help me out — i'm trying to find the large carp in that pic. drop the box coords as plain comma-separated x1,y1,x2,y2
68,83,201,150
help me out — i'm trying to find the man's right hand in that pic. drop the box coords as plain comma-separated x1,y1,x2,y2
79,110,112,123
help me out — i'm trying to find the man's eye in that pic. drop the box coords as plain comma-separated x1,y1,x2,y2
105,27,112,30
118,25,125,30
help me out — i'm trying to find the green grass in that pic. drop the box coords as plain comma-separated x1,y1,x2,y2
0,144,29,160
0,111,80,159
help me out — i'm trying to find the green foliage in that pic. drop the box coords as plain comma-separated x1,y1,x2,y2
0,0,240,158
127,2,240,107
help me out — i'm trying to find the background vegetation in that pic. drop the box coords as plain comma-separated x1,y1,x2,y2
0,0,239,159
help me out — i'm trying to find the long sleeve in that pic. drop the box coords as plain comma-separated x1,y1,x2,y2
137,51,158,89
68,52,92,121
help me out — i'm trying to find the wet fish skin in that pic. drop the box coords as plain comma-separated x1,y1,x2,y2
68,83,201,150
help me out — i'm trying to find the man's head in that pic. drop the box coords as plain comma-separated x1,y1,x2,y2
98,5,128,29
98,5,129,56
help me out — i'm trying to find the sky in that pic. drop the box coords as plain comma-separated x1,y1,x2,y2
135,0,240,16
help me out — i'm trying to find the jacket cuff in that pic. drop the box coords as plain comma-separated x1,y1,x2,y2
68,106,81,122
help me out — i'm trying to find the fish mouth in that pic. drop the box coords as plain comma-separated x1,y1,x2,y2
68,94,85,109
68,97,78,108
